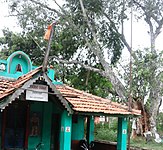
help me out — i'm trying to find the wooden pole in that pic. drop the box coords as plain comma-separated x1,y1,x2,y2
42,22,56,72
128,0,133,149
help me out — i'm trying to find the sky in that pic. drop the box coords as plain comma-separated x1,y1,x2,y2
1,1,163,50
0,2,21,36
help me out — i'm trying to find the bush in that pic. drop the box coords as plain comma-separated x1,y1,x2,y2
157,112,163,134
94,118,118,142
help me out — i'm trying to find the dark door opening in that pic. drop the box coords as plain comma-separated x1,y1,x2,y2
3,101,27,149
50,114,60,150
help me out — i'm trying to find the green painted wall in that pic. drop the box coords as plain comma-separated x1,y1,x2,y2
28,102,43,150
0,51,63,85
28,101,62,150
117,117,128,150
7,51,32,74
42,102,53,150
72,115,85,140
60,110,72,150
9,55,29,74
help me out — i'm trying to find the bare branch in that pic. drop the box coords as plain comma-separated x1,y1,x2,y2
133,0,160,24
133,0,163,39
49,55,106,76
53,0,63,11
103,12,131,51
30,0,62,16
154,18,163,38
78,0,126,100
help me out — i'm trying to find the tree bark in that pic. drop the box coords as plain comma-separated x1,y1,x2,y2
149,79,163,139
131,100,150,139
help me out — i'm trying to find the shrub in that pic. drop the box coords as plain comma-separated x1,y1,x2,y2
94,118,118,142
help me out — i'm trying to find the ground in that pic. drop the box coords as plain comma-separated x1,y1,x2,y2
131,137,163,150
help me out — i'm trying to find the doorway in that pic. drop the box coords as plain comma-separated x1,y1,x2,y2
50,114,60,150
3,101,28,149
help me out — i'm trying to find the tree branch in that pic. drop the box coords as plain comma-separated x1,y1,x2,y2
78,0,127,100
154,18,163,38
30,0,62,16
79,0,108,68
53,0,63,11
24,0,127,100
133,0,160,25
102,12,137,60
49,55,106,76
133,0,163,40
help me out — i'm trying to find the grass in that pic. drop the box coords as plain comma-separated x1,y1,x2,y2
94,122,163,150
130,136,163,150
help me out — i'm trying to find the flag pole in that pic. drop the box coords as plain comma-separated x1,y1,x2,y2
42,22,55,72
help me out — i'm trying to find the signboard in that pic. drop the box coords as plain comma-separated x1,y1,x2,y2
65,127,70,132
26,84,48,102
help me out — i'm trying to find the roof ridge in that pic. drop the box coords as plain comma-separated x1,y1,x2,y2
63,84,111,101
0,76,16,81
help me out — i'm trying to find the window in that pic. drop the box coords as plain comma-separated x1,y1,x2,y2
16,64,22,72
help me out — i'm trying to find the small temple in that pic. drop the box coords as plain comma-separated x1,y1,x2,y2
0,51,140,150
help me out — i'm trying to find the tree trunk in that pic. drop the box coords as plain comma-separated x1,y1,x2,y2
131,100,150,139
149,81,162,141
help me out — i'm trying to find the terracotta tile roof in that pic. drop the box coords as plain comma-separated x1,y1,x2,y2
0,67,141,116
0,66,42,99
55,85,141,116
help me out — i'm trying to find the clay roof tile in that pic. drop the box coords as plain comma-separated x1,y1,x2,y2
55,84,141,116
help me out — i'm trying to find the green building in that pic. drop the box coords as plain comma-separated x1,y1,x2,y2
0,51,140,150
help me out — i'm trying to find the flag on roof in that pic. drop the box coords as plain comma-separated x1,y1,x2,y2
44,23,53,40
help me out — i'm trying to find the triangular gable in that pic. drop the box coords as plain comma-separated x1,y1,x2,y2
0,66,41,100
42,73,73,114
0,67,73,114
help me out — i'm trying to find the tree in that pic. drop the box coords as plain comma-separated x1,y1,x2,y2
66,65,113,98
4,0,163,139
0,29,44,65
131,0,163,138
4,0,125,96
125,49,163,137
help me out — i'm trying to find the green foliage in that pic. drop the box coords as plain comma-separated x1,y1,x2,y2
99,21,123,65
9,0,51,33
7,0,125,65
124,48,163,101
94,119,117,142
2,0,129,100
64,0,124,65
68,68,112,98
0,29,45,65
50,26,81,60
156,112,163,134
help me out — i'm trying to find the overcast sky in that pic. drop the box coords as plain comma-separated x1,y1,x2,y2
0,1,163,52
0,2,20,36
